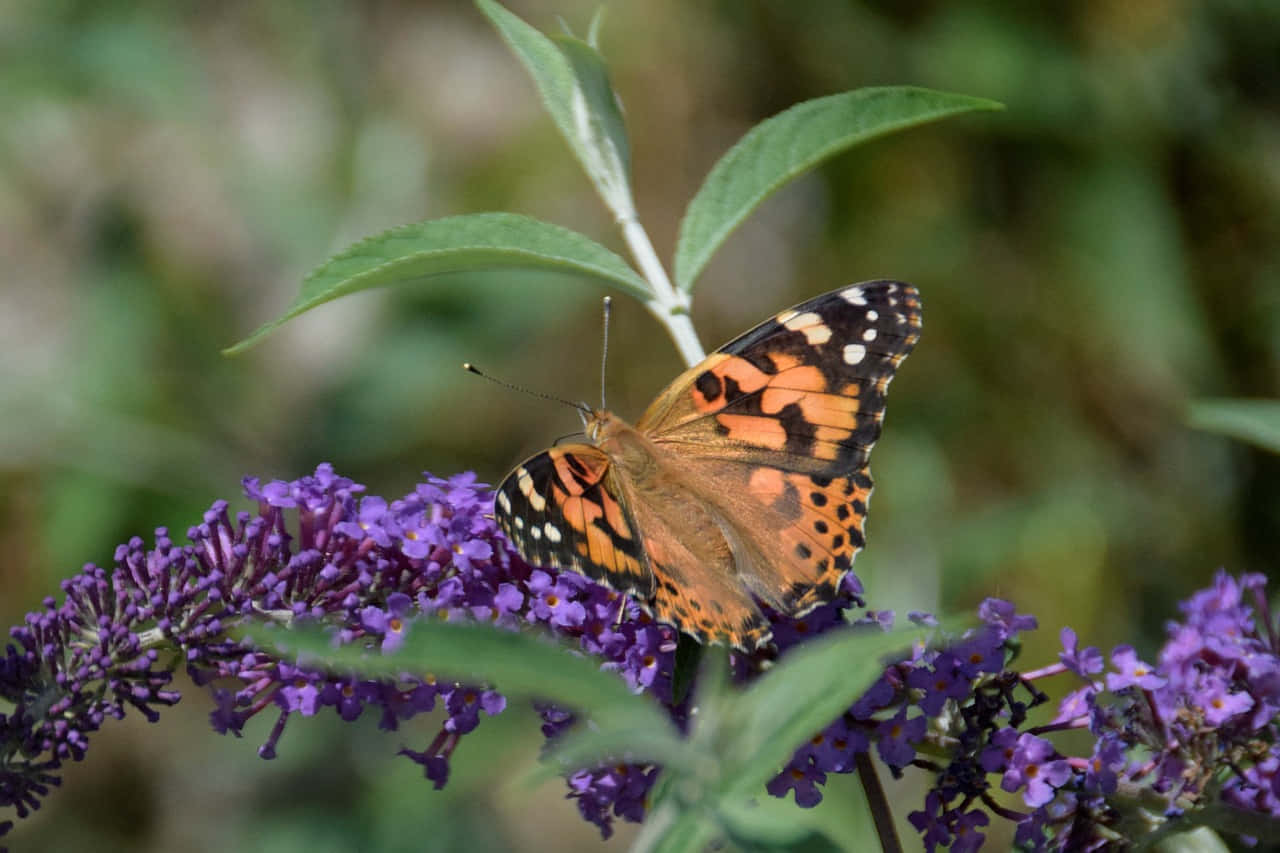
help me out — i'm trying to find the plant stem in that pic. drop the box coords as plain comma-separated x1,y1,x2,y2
856,750,903,853
617,214,705,367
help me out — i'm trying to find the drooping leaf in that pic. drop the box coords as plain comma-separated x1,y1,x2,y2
224,213,648,354
674,86,1003,292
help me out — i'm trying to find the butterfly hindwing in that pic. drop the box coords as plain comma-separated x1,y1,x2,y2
495,446,654,599
671,457,874,618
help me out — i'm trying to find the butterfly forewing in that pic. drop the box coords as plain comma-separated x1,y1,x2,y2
495,445,654,599
638,280,922,478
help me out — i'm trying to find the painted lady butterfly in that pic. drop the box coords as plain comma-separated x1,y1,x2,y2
496,281,922,650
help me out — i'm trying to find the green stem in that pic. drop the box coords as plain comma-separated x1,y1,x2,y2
617,214,704,367
855,750,903,853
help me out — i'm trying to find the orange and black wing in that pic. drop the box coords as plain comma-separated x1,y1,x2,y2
638,280,922,624
494,445,654,600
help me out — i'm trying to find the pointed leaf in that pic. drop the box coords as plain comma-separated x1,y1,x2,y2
717,624,932,795
224,213,649,354
477,0,635,219
1187,399,1280,455
526,724,704,789
674,86,1003,292
553,35,633,208
262,619,677,742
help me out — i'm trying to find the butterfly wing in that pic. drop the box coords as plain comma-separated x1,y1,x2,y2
638,280,922,620
494,445,655,600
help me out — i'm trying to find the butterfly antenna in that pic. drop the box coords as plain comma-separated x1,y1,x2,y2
462,363,590,415
599,296,612,411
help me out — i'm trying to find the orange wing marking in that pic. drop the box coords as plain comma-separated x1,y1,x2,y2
716,414,788,448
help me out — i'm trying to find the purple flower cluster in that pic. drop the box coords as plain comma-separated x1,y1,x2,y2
755,599,1039,853
987,570,1280,850
885,570,1280,851
5,464,1279,852
0,465,680,843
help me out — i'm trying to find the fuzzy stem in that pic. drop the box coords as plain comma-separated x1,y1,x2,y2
616,214,705,367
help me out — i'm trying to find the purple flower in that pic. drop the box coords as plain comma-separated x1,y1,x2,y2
978,598,1037,637
526,571,587,629
877,707,927,768
360,593,413,653
1106,646,1166,692
908,791,956,852
1059,627,1104,677
908,653,976,716
766,760,827,807
1001,733,1072,807
980,727,1019,773
1084,733,1125,794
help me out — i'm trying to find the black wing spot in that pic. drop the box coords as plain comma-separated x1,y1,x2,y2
795,543,812,560
810,492,828,507
780,403,818,457
695,370,723,403
813,520,829,534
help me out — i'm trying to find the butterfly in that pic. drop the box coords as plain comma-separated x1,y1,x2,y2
495,281,922,650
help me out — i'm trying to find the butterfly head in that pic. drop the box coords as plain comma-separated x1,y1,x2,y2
583,408,616,443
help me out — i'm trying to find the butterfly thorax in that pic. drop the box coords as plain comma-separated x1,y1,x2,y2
585,409,659,479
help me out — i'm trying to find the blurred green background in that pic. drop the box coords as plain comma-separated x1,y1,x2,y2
2,0,1277,850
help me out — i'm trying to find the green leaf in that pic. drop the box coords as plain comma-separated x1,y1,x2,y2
718,798,845,853
477,0,636,220
553,36,633,205
634,800,723,853
528,724,703,788
264,619,678,745
1187,398,1280,455
223,213,649,355
674,86,1004,292
716,624,931,796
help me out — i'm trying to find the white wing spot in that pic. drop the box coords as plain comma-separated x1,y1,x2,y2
862,328,878,342
514,516,525,530
843,343,866,365
840,286,867,306
544,523,562,543
497,491,512,514
779,310,832,345
516,467,547,512
530,525,542,540
866,309,879,322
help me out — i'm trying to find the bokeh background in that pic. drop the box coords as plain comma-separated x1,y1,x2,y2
3,0,1277,850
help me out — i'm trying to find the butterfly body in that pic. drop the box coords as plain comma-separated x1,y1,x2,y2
497,281,922,650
